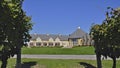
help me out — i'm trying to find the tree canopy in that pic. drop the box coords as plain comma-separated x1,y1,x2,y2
0,0,32,68
90,7,120,68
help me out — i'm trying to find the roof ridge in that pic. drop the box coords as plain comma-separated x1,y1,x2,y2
69,28,87,38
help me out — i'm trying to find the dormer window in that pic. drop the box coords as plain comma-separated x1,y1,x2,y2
49,37,54,42
36,37,41,41
55,37,60,42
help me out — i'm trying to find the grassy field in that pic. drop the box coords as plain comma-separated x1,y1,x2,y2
3,58,120,68
22,46,95,55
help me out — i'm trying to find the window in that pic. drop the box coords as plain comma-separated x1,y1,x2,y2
55,42,60,46
30,42,34,46
43,42,47,46
49,42,53,46
36,42,41,46
72,39,78,45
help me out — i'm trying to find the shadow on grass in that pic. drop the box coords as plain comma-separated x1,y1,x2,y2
21,61,37,68
79,62,96,68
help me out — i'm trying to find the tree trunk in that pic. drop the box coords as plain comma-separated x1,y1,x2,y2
1,54,8,68
112,57,116,68
96,53,102,68
16,47,21,68
1,58,8,68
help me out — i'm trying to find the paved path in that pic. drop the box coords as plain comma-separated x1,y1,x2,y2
13,55,117,60
21,55,97,60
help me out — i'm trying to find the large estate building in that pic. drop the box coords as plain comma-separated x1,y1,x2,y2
27,27,92,47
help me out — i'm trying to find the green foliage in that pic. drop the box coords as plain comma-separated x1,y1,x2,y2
0,0,32,67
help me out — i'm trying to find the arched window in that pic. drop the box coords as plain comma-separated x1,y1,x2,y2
30,42,34,46
43,42,47,46
49,42,53,46
36,42,41,46
55,42,60,46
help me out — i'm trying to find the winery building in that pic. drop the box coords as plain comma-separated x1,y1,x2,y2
27,27,92,47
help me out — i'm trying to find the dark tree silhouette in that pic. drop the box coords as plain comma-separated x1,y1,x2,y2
90,7,120,68
0,0,32,68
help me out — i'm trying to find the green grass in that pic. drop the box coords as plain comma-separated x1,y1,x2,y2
3,58,120,68
22,46,95,55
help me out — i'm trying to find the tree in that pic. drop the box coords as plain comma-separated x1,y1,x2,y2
0,0,32,68
90,7,120,68
105,8,120,68
90,24,103,68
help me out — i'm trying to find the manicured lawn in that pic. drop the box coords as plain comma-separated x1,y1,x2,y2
22,46,95,55
4,58,120,68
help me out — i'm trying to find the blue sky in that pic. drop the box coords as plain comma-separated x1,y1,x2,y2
22,0,120,35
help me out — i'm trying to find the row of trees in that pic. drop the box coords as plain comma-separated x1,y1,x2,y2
0,0,32,68
90,7,120,68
